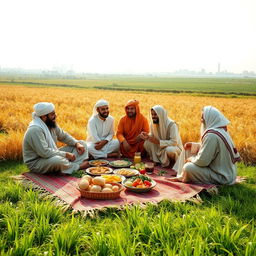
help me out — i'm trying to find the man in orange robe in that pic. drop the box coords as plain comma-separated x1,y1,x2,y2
117,100,149,158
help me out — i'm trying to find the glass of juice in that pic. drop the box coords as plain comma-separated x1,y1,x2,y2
145,162,154,173
134,152,141,164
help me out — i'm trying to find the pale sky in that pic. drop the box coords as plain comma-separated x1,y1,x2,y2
0,0,255,73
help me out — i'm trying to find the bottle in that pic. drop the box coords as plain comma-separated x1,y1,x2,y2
134,152,141,164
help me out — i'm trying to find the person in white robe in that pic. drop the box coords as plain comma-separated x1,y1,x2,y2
86,99,119,159
172,106,240,184
23,102,89,174
141,105,183,167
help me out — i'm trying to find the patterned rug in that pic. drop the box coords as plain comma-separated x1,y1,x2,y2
20,164,215,213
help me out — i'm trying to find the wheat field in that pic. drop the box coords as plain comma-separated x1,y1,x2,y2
0,85,255,163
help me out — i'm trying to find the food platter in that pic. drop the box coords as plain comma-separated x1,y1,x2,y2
89,159,109,166
113,168,139,177
109,160,133,168
86,166,113,176
122,176,156,193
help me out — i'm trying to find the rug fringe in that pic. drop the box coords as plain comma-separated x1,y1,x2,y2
12,175,72,212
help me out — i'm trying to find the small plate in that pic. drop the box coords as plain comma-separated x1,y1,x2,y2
122,179,156,193
86,166,113,176
109,160,133,168
113,168,139,177
89,159,109,166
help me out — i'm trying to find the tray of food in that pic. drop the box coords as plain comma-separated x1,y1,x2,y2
113,168,139,177
78,176,123,199
109,160,133,168
122,175,156,193
89,159,109,166
86,166,113,176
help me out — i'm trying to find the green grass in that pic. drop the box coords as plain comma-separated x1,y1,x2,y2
1,76,256,96
0,161,255,255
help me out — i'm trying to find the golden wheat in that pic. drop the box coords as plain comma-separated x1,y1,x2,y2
0,85,255,163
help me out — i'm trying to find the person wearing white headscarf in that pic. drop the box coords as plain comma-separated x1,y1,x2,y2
142,105,183,167
23,102,89,174
86,99,119,159
172,106,240,184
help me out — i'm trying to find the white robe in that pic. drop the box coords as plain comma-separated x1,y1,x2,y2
144,121,183,167
86,115,119,159
173,106,240,184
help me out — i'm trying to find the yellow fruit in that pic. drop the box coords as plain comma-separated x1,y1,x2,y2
102,188,113,193
125,181,133,187
104,184,113,189
78,179,89,190
92,177,105,187
112,185,119,192
90,185,102,192
82,175,92,184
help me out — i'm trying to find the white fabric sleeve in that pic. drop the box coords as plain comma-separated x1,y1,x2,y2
104,120,114,142
55,126,78,146
30,128,66,158
159,123,178,148
192,134,219,167
87,119,101,142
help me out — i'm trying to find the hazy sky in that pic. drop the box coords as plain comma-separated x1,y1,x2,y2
1,0,255,73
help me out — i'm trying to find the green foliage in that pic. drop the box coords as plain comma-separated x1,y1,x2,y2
1,76,256,97
0,161,255,255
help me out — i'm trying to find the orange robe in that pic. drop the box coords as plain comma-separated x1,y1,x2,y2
116,100,149,158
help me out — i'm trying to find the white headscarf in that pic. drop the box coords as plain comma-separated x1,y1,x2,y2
201,106,240,163
29,102,57,149
150,105,174,140
90,99,109,120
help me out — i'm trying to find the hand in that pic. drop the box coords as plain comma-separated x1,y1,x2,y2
184,142,192,150
95,140,108,150
148,135,159,145
185,157,192,163
75,142,85,155
123,140,131,152
66,152,76,161
140,132,149,140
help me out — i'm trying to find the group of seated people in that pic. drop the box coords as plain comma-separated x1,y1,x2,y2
22,99,240,185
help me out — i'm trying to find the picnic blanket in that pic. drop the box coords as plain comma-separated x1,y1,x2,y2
21,164,215,213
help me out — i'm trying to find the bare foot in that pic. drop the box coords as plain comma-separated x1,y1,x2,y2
166,177,183,182
79,161,89,170
107,152,120,158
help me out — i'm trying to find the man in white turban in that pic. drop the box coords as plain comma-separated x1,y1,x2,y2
23,102,89,174
86,99,119,159
141,105,183,167
172,106,240,184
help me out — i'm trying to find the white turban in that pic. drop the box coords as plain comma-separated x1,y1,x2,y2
203,106,230,129
92,99,109,117
33,102,55,117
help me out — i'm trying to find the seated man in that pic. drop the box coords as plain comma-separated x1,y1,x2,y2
116,99,149,158
172,106,240,184
86,99,119,159
141,105,183,167
23,102,89,174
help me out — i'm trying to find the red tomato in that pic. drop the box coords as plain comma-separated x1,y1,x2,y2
144,180,152,187
139,169,146,174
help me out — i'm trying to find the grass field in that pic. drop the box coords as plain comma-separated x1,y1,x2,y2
0,161,255,255
1,75,256,96
0,77,255,255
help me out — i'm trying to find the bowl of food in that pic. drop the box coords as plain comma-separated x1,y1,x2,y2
113,168,139,178
77,176,123,199
109,160,133,168
86,166,113,176
122,175,156,193
89,159,109,166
